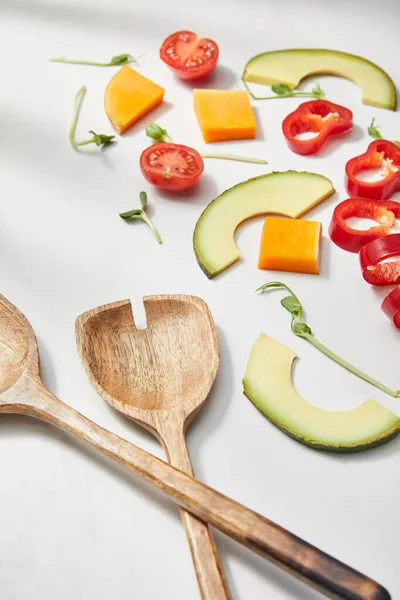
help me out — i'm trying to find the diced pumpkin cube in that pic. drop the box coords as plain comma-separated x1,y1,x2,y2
193,89,256,143
258,217,322,275
105,66,164,134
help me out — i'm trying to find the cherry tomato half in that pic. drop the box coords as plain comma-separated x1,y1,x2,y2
160,30,219,80
140,143,204,192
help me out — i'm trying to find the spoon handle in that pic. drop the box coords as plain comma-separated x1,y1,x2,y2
26,383,389,600
160,423,231,600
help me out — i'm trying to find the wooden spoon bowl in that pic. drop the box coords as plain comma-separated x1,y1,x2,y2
0,298,31,394
77,295,219,426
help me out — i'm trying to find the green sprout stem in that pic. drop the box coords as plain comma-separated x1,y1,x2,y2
70,87,115,149
242,80,325,100
201,153,267,164
257,281,400,398
145,123,267,164
69,86,86,147
140,211,162,244
303,333,399,398
50,53,137,67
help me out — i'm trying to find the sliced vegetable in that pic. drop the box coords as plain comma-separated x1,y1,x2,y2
242,49,396,110
140,142,204,192
345,140,400,200
242,80,325,101
50,54,137,67
105,66,164,134
329,198,400,253
258,217,322,274
119,191,162,244
145,122,267,164
193,89,256,143
160,31,218,80
194,171,334,278
382,287,400,329
257,281,400,397
360,234,400,285
70,87,115,150
243,334,400,451
282,99,352,155
367,118,400,148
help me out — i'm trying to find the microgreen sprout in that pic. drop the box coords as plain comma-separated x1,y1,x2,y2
119,191,162,244
50,53,137,67
257,281,400,397
70,87,115,150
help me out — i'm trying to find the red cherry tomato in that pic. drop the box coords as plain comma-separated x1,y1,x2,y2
140,143,204,192
160,30,219,80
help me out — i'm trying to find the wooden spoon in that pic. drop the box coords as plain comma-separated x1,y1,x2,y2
0,292,390,600
75,294,229,600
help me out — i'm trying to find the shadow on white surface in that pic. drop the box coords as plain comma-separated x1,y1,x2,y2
0,0,179,35
37,337,58,396
153,171,220,205
178,65,238,91
0,106,117,173
186,326,234,455
371,284,397,303
318,236,331,279
0,412,180,521
252,106,266,142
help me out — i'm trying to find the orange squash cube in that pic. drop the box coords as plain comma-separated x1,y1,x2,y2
193,89,257,143
105,66,165,134
258,217,322,274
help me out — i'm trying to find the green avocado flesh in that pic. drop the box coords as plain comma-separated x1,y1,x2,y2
243,334,400,452
243,49,396,111
193,171,334,278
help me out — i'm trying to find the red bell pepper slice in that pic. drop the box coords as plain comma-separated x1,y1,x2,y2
359,234,400,285
382,287,400,329
282,99,353,155
329,197,400,253
345,140,400,200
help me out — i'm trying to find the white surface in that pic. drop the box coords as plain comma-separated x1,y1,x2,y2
0,0,399,598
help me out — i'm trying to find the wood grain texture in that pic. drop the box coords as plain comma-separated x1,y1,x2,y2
75,295,231,600
0,292,391,600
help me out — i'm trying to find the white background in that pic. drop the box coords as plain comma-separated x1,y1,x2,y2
0,0,399,598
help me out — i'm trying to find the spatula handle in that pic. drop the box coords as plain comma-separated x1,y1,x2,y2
24,384,390,600
161,423,231,600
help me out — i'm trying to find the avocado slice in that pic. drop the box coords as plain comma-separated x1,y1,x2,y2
243,334,400,452
243,49,396,111
193,171,334,278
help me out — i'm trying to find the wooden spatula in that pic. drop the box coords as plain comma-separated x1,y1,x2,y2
75,294,230,600
0,292,390,600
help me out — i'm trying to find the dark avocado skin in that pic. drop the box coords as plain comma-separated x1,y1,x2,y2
243,386,400,453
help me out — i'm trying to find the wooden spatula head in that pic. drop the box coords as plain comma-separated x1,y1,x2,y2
76,295,219,420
